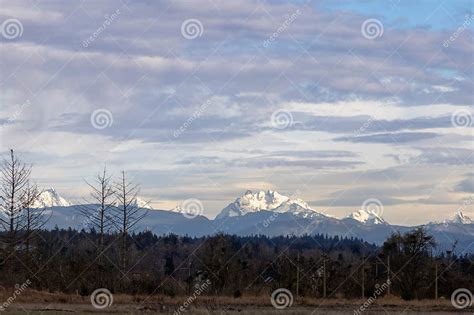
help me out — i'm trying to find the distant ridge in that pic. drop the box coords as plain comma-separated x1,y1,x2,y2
30,188,474,253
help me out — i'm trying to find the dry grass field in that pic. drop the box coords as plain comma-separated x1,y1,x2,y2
1,289,472,314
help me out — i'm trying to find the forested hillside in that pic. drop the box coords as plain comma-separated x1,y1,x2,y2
1,228,472,301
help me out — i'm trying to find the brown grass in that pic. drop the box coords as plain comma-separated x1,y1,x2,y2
0,287,465,314
0,288,454,306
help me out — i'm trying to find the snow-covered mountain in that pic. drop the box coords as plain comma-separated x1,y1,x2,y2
31,188,71,208
346,209,387,225
433,210,473,225
133,197,153,209
115,197,153,209
172,205,193,215
448,211,473,224
34,188,474,253
215,190,328,220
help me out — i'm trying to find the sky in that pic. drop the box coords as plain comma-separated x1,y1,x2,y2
0,0,473,225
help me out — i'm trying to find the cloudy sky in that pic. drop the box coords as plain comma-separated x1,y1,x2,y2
0,0,473,225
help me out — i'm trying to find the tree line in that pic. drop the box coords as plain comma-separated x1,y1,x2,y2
1,228,473,300
0,150,473,300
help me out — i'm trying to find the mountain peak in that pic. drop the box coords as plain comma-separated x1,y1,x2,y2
215,190,326,220
346,209,387,225
428,210,473,225
445,210,473,225
132,197,153,209
31,188,71,208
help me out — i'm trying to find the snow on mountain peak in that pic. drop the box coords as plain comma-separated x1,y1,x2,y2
444,210,473,225
172,205,192,215
428,210,473,225
215,190,325,220
132,197,153,209
31,188,71,208
347,209,387,225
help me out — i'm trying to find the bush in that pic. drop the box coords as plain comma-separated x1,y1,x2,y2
233,289,242,298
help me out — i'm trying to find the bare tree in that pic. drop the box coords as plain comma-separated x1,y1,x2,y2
23,183,50,254
79,167,116,250
116,171,147,269
0,150,45,248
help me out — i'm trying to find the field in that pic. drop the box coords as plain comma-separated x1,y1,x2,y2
1,290,472,314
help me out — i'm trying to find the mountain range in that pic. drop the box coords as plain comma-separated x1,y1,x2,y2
35,189,474,253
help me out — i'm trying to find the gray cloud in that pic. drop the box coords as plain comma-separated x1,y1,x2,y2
334,132,439,143
1,0,472,224
414,148,474,165
269,150,358,158
177,155,362,169
274,114,459,134
454,175,474,193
